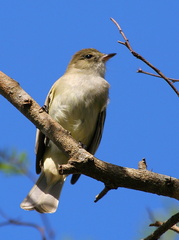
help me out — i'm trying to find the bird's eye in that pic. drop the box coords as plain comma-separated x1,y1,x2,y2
85,54,93,59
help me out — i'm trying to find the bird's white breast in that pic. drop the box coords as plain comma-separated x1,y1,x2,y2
48,72,109,146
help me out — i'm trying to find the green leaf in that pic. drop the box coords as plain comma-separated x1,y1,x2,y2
0,149,29,175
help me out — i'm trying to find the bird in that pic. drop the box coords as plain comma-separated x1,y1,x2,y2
20,48,116,213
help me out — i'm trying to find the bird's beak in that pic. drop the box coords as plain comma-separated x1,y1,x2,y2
101,53,116,62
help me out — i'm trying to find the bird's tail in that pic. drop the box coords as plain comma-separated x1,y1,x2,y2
20,172,65,213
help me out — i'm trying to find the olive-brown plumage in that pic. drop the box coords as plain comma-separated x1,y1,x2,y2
20,48,116,213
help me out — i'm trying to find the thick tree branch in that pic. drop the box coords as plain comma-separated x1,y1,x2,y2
110,18,179,97
1,71,179,202
0,71,81,158
59,159,179,201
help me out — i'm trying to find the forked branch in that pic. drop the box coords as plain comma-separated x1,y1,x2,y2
110,17,179,96
143,212,179,240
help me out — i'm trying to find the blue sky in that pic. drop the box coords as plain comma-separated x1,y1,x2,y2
1,1,179,239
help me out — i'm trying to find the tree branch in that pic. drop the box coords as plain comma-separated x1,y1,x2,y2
110,18,179,97
150,221,179,234
0,209,46,240
137,69,179,83
59,158,179,201
143,212,179,240
0,71,80,158
1,71,179,202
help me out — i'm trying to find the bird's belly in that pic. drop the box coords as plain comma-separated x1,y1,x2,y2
43,105,97,183
50,94,100,146
59,107,98,146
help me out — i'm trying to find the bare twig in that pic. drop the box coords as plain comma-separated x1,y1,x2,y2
94,185,112,203
143,212,179,240
138,158,147,170
40,215,55,239
110,17,179,96
137,69,179,83
150,221,179,234
0,210,46,240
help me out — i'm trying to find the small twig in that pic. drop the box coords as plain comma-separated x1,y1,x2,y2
138,158,147,170
150,221,179,234
94,186,112,203
137,69,179,83
110,18,133,52
0,210,46,240
40,214,55,239
143,212,179,240
110,17,179,96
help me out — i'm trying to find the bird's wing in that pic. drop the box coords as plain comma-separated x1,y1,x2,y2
35,88,52,174
87,108,106,155
71,108,106,184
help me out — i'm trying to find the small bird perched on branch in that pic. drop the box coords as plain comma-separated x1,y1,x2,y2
20,48,116,213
